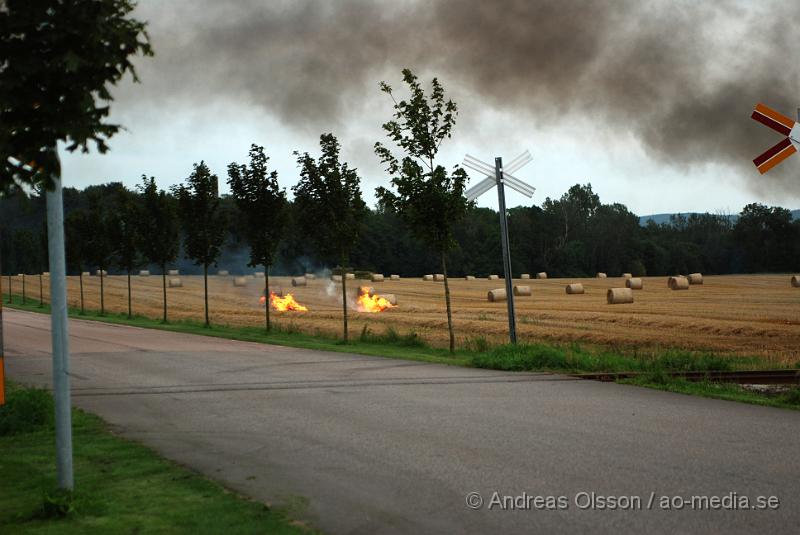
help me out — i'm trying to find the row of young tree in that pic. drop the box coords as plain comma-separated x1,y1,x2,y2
3,71,800,350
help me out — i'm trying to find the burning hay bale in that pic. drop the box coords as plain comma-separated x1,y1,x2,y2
668,276,689,290
233,276,248,287
217,270,229,276
357,286,396,312
626,278,644,290
423,274,434,281
488,274,499,280
607,287,634,304
792,275,800,288
536,272,547,279
434,274,445,281
513,285,531,296
622,273,633,279
168,278,183,288
380,294,397,305
566,283,584,294
95,270,107,276
596,272,607,278
268,292,308,312
465,275,476,281
520,273,531,279
167,269,179,276
305,273,316,280
139,270,150,277
291,277,307,287
487,288,507,302
371,274,385,282
688,273,703,285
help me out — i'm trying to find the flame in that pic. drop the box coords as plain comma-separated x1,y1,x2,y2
261,292,308,312
356,286,395,313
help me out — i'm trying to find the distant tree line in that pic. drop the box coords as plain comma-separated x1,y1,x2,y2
2,181,798,281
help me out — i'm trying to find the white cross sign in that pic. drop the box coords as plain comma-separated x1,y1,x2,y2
463,150,536,201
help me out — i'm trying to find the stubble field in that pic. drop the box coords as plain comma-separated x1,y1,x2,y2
9,273,800,364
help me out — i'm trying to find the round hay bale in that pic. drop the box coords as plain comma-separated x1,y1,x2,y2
253,271,265,278
688,273,703,285
217,270,229,276
362,286,375,297
345,273,355,280
168,278,183,288
465,275,476,281
626,277,643,290
622,273,633,279
422,274,434,281
138,270,150,277
513,285,531,296
596,272,607,278
487,288,507,302
371,274,385,282
43,272,49,276
331,274,342,282
95,269,107,276
81,271,90,277
291,277,307,287
566,283,584,294
304,273,316,280
167,269,179,276
536,272,547,279
487,274,499,280
792,275,800,288
433,274,445,282
668,276,689,290
520,273,531,279
607,287,634,304
380,293,397,305
233,276,248,287
389,274,400,280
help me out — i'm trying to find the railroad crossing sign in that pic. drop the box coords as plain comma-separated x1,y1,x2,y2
462,151,536,344
750,103,800,174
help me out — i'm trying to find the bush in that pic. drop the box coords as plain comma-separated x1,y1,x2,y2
0,385,54,436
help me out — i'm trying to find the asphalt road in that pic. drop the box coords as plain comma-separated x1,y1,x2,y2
5,309,800,534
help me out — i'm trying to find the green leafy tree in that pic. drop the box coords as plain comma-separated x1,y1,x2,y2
227,145,288,332
138,176,179,323
174,162,226,327
374,69,471,352
109,187,143,318
0,0,152,195
85,190,115,315
293,134,366,343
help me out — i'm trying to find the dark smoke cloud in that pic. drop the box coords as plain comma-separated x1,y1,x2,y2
128,0,800,191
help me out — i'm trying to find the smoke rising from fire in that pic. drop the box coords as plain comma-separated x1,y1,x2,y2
128,0,800,191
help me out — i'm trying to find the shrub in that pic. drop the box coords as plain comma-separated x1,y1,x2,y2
0,385,54,436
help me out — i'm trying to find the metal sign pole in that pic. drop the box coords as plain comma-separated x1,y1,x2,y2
495,157,517,344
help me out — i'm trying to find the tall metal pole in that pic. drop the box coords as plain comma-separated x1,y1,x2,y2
46,169,74,489
0,244,5,406
495,157,517,344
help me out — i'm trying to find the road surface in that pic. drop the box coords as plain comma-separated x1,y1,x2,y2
5,309,800,534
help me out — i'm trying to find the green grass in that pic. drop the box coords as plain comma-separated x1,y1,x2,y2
0,383,313,534
6,294,799,410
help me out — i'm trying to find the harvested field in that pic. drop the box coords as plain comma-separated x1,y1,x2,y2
10,274,800,364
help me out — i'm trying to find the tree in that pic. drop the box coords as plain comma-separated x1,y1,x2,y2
65,209,90,313
109,187,143,318
374,69,471,352
84,189,115,315
174,162,226,327
293,134,366,342
227,145,288,332
138,176,179,323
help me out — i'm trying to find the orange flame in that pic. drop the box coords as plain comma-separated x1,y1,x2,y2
356,286,395,313
261,292,308,312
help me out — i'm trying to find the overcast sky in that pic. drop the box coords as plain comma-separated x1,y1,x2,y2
60,0,800,215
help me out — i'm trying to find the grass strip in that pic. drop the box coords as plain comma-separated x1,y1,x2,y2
0,382,313,534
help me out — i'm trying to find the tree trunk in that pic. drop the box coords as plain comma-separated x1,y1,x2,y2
99,269,105,315
340,258,349,344
264,266,271,332
161,266,167,323
203,263,210,327
39,273,43,307
441,249,455,353
79,271,84,314
127,270,132,318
